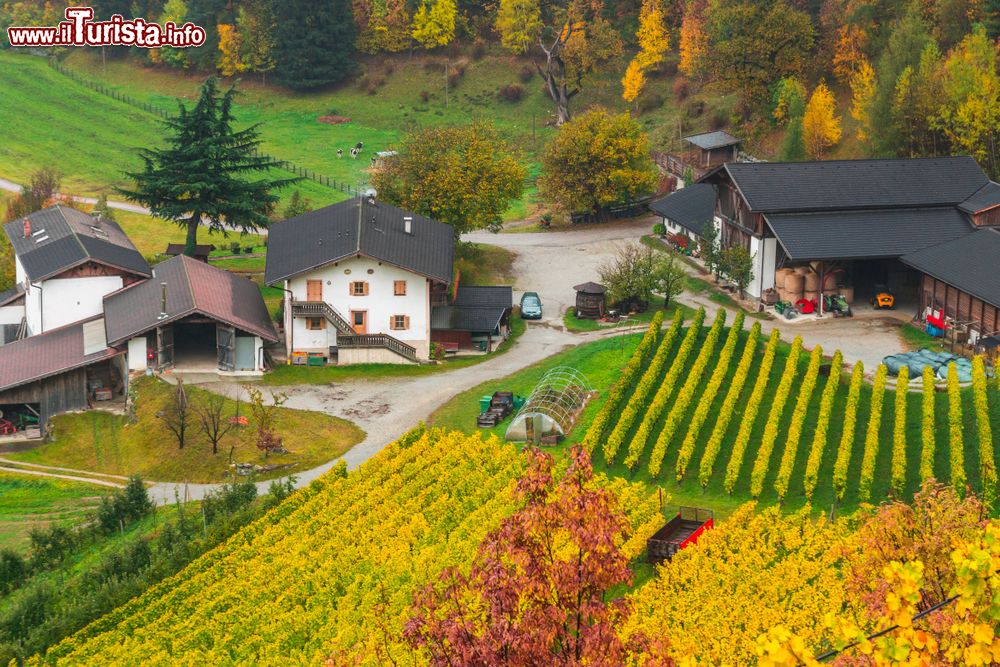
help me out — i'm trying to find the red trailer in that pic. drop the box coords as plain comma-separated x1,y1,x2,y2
646,507,714,564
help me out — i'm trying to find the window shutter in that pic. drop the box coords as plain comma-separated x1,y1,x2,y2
404,316,410,330
389,316,395,330
348,282,353,296
363,282,369,296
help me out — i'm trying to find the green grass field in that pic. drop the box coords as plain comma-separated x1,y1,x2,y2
430,313,1000,518
0,473,107,554
9,377,364,483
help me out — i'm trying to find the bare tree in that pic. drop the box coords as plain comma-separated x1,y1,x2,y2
157,380,191,449
244,385,288,458
194,391,234,456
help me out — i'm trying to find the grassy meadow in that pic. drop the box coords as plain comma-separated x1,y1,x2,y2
0,473,107,553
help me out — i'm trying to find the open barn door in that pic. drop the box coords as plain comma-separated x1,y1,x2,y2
156,325,174,370
217,324,235,372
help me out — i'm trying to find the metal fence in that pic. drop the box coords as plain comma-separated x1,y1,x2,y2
46,58,363,194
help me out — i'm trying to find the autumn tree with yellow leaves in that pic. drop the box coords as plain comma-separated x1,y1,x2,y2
803,81,842,159
411,0,457,49
621,0,669,103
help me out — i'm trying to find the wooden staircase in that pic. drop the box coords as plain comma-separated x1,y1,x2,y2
291,301,418,363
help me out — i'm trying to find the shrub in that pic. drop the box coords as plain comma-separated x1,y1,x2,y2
676,313,745,481
858,364,889,502
920,366,936,483
971,356,996,508
603,310,682,463
471,40,487,60
685,99,705,118
672,77,690,101
748,337,804,498
519,65,534,83
498,83,525,102
583,312,664,451
803,351,844,499
890,366,910,497
202,479,258,525
637,92,664,114
0,549,26,595
229,241,240,254
28,525,77,568
773,343,825,500
699,323,764,488
624,308,706,469
723,329,782,494
447,69,462,88
833,362,865,501
647,309,727,478
947,362,966,494
652,222,666,236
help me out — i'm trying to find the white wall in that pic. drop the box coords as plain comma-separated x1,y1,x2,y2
127,336,148,372
0,305,23,326
287,256,430,358
747,236,776,298
39,276,123,332
24,282,41,336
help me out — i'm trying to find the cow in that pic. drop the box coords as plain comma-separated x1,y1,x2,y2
350,147,359,159
336,148,343,159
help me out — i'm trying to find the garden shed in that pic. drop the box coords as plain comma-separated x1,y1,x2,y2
573,282,607,319
505,367,593,443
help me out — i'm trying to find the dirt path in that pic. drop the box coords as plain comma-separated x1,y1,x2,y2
0,459,125,488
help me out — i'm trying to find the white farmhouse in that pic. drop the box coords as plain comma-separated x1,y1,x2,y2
1,205,151,340
265,197,458,364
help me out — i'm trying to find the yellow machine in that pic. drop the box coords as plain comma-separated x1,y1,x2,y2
871,286,895,310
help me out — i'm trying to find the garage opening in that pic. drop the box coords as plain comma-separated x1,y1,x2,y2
847,259,922,317
85,359,126,408
0,402,41,442
172,320,219,371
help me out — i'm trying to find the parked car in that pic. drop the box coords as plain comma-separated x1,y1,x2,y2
520,292,543,319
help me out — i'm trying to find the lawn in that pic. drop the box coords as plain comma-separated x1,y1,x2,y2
0,473,107,554
111,209,267,259
455,243,517,286
900,322,947,353
430,312,1000,519
8,377,364,483
262,315,527,385
0,51,340,212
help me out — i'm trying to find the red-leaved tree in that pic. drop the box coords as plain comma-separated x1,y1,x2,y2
404,445,672,666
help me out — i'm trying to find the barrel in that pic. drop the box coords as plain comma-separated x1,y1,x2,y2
795,266,812,275
804,289,819,303
823,272,839,290
786,290,804,304
839,285,854,304
804,271,821,291
774,268,793,290
785,272,805,293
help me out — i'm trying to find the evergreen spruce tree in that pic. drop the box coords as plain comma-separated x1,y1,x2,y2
272,0,356,90
119,78,295,255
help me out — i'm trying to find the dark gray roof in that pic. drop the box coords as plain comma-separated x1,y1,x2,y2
2,206,150,282
0,317,121,393
265,198,454,284
959,182,1000,214
454,285,513,309
684,131,741,151
765,207,974,261
649,184,717,234
104,255,277,345
901,229,1000,308
723,157,989,213
0,284,24,307
431,306,507,333
573,282,606,294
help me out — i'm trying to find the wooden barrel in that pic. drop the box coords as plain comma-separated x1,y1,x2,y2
795,266,812,275
804,289,819,302
786,290,804,304
774,268,793,290
823,272,839,290
804,271,821,291
839,285,855,304
785,272,805,293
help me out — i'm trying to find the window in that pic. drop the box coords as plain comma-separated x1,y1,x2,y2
394,280,407,296
306,317,326,331
350,281,368,296
390,315,409,331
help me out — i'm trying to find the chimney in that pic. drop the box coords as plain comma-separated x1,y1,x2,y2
403,216,413,235
22,218,30,238
158,282,168,320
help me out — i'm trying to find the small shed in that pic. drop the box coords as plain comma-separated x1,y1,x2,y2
164,244,216,263
573,282,607,319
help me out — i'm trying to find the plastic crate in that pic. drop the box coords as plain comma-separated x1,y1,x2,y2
307,353,326,367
